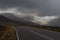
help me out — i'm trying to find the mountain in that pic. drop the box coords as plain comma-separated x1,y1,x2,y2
23,15,34,20
0,13,23,20
1,13,35,21
0,15,18,26
48,18,60,27
0,13,41,27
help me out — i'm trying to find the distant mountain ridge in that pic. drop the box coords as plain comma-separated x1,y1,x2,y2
48,18,60,26
0,13,41,27
0,13,23,20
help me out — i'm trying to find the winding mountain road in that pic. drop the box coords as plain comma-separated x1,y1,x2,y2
15,26,60,40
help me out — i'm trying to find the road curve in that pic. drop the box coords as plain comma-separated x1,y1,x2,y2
15,26,60,40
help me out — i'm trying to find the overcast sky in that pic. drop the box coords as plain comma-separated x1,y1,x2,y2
0,0,60,16
0,0,60,24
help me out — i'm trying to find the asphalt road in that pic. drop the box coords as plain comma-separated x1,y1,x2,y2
15,26,60,40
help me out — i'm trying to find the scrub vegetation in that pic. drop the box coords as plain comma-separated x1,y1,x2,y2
31,26,60,32
0,25,17,40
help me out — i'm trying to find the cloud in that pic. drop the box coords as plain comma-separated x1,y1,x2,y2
0,0,47,15
1,0,60,26
0,0,60,16
31,15,58,25
0,0,45,9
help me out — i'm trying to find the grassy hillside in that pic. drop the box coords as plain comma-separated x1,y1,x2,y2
0,25,17,40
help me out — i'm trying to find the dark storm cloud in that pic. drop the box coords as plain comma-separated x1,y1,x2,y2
0,0,60,16
0,0,42,9
0,0,47,15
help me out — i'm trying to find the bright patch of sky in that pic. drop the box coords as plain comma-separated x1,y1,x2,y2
32,15,58,25
0,8,58,25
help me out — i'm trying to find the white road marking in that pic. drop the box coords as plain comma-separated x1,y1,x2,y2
30,30,53,40
13,27,20,40
24,29,53,40
16,26,53,40
15,30,20,40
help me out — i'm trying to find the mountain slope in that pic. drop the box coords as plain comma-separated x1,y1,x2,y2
48,18,60,26
0,13,41,27
0,13,23,20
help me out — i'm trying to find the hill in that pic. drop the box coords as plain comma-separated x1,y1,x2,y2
48,18,60,27
0,13,41,27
